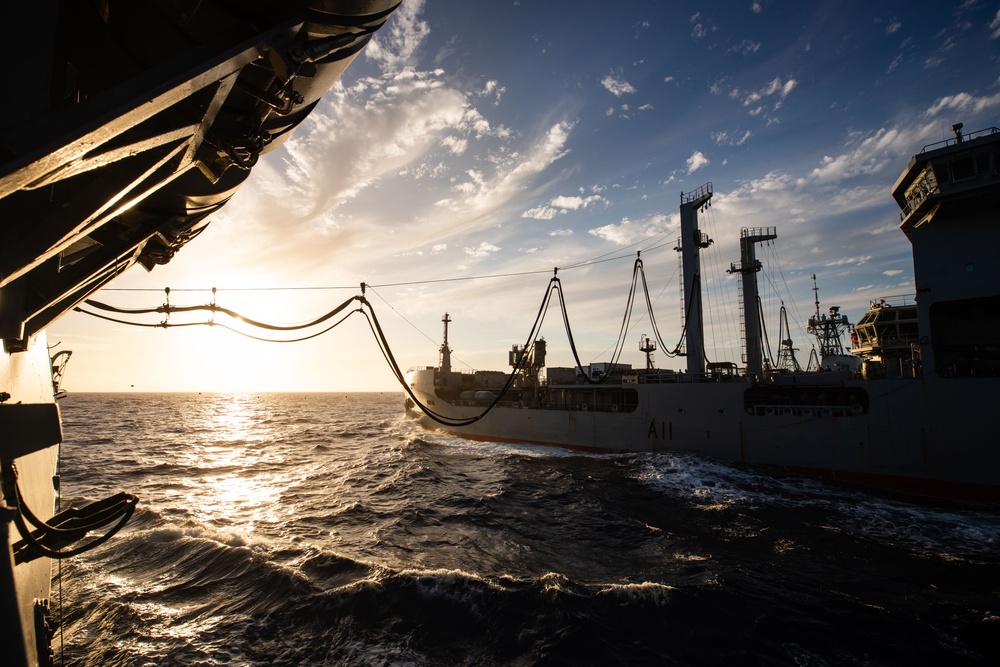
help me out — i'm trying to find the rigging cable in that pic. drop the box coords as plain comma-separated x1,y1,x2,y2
552,276,608,385
637,258,683,356
602,260,641,377
360,278,560,426
74,251,699,422
83,291,360,331
757,295,775,367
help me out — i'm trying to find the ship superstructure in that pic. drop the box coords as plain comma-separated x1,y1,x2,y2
1,3,400,665
406,124,1000,504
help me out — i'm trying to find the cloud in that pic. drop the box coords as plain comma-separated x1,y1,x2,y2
795,125,926,186
734,76,797,107
522,205,560,220
522,193,608,220
207,0,581,280
885,19,902,35
440,135,468,154
363,0,431,74
551,195,607,210
795,95,1000,190
601,73,637,97
432,243,447,253
729,40,761,56
713,129,752,146
549,229,574,236
923,90,1000,116
690,12,716,39
686,151,710,173
464,242,501,258
720,76,797,121
435,120,575,213
882,269,904,277
992,9,1000,39
588,213,672,245
750,2,762,14
480,79,506,105
825,255,873,267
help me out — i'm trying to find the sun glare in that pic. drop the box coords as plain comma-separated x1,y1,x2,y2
174,394,290,533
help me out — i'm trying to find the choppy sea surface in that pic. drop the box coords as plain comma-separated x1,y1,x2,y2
54,392,999,666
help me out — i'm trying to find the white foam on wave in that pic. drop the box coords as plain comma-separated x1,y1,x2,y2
632,452,1000,559
596,580,676,607
632,452,758,509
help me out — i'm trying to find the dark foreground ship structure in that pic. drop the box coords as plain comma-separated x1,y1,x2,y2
1,2,400,665
407,123,1000,504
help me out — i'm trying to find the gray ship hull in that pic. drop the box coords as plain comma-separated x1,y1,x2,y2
406,368,1000,502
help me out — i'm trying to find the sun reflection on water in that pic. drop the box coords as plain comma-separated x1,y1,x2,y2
174,394,295,535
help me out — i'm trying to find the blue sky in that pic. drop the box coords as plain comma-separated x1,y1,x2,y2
53,0,1000,392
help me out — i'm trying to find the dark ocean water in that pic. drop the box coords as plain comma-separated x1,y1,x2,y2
53,392,999,666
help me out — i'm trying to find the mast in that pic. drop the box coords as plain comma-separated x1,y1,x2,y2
806,274,850,359
727,227,777,379
639,334,656,370
677,183,713,376
439,312,452,373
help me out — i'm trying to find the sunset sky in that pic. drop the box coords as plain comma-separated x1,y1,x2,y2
52,0,1000,393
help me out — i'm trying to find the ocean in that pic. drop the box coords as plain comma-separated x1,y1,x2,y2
54,392,999,666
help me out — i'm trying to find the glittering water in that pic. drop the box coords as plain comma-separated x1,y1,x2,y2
54,393,1000,666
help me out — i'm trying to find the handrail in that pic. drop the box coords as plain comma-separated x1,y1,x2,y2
920,126,999,153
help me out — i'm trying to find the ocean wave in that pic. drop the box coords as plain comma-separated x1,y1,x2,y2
631,451,1000,561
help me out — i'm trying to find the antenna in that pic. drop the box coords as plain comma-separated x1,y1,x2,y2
439,312,452,373
639,334,656,370
812,273,820,319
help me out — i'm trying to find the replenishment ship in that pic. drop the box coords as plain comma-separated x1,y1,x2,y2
1,3,400,665
406,123,1000,504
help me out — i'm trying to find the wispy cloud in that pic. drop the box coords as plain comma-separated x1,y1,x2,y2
924,90,1000,116
601,72,637,97
204,0,577,281
733,76,797,107
717,75,798,121
729,39,761,56
713,129,752,146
